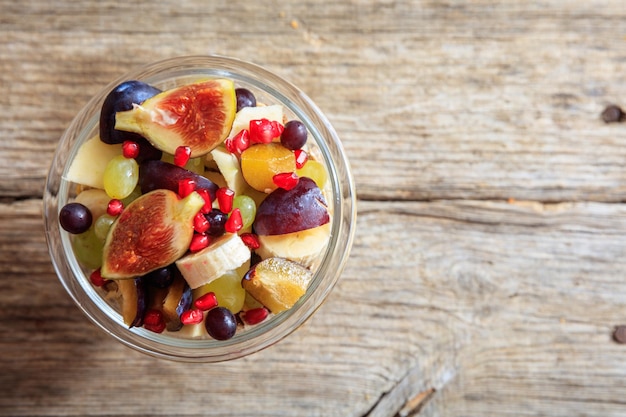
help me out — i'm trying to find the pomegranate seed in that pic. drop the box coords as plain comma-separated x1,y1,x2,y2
272,120,284,136
216,187,234,213
181,309,204,325
143,309,166,333
107,199,124,216
249,118,283,144
178,178,196,198
196,189,213,214
273,172,299,190
241,307,269,325
193,212,210,234
144,321,166,333
294,149,308,169
189,234,211,252
225,129,251,155
143,309,163,326
224,137,236,154
89,268,108,287
240,233,260,250
225,208,243,233
174,146,191,167
122,140,140,159
194,292,218,311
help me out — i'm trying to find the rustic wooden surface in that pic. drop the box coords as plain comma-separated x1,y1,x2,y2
2,1,626,416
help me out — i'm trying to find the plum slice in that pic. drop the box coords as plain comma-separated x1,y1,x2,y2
101,189,205,279
114,79,236,157
253,177,330,236
139,160,219,202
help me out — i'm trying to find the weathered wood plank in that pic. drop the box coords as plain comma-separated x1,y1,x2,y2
2,1,626,201
3,199,626,416
3,1,626,416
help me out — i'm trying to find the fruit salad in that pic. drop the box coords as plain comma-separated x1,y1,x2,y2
58,78,332,341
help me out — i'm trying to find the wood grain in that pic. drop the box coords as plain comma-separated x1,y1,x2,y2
2,1,626,416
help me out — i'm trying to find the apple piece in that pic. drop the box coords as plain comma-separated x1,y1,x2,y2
116,277,147,327
139,160,218,202
227,104,284,139
74,188,110,223
242,257,313,313
114,79,236,158
253,177,329,236
101,189,205,279
176,233,251,289
210,146,247,195
65,135,122,189
256,223,331,268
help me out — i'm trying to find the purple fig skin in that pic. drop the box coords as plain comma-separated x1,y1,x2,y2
139,160,218,202
253,177,330,236
129,277,147,328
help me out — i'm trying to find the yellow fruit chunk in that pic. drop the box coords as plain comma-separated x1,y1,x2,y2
242,257,313,313
240,143,296,193
296,159,328,189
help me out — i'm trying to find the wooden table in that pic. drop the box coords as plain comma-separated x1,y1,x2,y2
3,1,626,416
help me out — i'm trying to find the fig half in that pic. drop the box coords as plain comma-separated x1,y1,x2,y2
114,79,236,157
101,189,205,279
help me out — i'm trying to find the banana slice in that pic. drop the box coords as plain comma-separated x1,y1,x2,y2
256,223,331,268
176,233,251,289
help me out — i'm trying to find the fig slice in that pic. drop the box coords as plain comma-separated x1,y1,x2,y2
101,189,205,279
114,79,236,158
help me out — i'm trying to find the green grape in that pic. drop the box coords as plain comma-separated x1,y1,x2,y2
194,270,246,313
103,155,139,199
71,227,104,269
161,154,205,175
93,214,116,241
233,195,256,229
121,184,142,206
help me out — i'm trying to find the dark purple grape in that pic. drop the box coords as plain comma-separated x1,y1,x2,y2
205,307,237,340
235,88,256,112
100,80,161,144
204,209,228,237
59,202,93,234
280,120,308,150
134,138,163,163
143,265,174,288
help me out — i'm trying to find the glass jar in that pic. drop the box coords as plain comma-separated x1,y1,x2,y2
43,55,356,362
